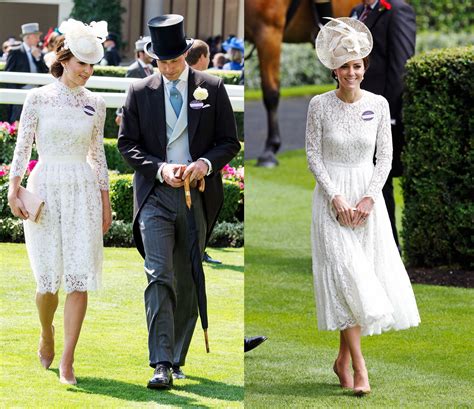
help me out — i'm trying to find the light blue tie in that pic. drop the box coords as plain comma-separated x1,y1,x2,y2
169,80,183,117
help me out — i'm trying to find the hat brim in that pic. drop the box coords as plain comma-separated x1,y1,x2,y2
69,44,104,65
223,43,244,53
20,31,42,37
145,38,193,60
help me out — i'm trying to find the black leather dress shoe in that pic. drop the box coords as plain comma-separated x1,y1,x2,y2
147,364,173,389
172,366,186,379
244,335,268,352
203,251,222,264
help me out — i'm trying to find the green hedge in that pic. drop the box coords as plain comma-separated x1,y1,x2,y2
104,138,133,173
209,221,243,247
402,46,473,269
409,0,473,32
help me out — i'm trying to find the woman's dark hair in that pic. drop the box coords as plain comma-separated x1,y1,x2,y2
50,36,74,78
331,56,370,82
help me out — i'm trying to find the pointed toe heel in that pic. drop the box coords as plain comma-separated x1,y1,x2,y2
38,325,55,369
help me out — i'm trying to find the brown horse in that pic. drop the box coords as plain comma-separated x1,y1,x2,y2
245,0,361,166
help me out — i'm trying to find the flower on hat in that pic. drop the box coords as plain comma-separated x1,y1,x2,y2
325,18,371,56
58,19,107,61
193,86,208,101
340,32,370,54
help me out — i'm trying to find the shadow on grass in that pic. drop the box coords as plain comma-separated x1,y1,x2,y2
205,248,244,274
51,370,243,407
247,381,351,399
206,262,244,273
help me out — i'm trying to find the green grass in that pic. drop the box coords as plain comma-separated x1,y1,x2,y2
245,150,474,407
245,84,336,101
0,245,243,408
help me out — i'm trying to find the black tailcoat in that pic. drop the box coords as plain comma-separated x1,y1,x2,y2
118,68,240,258
5,44,49,75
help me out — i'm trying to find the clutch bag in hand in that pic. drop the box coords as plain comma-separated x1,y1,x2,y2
18,186,45,223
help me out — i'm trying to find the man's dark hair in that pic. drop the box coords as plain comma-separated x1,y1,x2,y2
185,39,209,66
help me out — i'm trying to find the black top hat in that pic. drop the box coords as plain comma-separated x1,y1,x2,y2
145,14,194,60
105,32,119,43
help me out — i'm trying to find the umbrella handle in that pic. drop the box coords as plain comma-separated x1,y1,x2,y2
204,329,210,353
184,177,192,209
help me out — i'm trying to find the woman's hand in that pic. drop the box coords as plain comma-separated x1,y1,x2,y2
101,191,112,234
352,196,374,227
332,195,354,227
8,179,29,220
102,204,112,234
8,193,29,220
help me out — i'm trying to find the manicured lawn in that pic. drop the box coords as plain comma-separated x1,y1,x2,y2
0,245,243,408
245,150,474,407
245,84,336,101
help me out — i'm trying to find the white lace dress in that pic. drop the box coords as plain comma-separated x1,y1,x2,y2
10,80,109,294
305,90,420,336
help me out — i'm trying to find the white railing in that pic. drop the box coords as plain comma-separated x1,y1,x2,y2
0,71,244,112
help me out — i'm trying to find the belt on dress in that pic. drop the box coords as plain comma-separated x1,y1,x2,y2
324,160,373,168
39,155,87,164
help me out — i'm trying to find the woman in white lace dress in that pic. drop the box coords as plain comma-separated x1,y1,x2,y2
7,19,111,385
306,18,420,396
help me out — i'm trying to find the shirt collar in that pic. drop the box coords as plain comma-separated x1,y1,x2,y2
369,0,379,9
23,42,31,52
137,58,152,70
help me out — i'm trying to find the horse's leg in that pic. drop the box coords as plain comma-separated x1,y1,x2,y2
256,26,284,167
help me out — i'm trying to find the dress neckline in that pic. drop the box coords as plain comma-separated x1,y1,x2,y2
56,78,83,95
332,89,365,106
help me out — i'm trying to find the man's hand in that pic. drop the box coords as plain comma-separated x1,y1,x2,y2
31,46,42,59
162,163,186,187
182,160,208,182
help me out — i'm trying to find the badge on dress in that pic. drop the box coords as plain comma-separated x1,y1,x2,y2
361,110,375,121
83,105,95,116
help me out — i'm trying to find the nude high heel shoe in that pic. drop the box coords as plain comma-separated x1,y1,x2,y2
59,361,77,385
38,325,55,369
353,367,371,396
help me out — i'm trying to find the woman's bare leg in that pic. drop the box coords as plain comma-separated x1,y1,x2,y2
36,291,59,367
341,326,370,393
59,291,88,383
334,331,353,388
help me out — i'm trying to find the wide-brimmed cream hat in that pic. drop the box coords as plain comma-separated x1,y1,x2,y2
316,17,373,70
58,19,108,64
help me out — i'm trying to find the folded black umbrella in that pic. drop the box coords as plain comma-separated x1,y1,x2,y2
184,176,210,353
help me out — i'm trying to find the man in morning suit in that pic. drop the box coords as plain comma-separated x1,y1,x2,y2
126,36,154,78
350,0,416,249
6,23,48,122
117,14,240,390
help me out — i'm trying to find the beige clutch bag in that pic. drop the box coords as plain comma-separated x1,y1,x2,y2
18,186,45,223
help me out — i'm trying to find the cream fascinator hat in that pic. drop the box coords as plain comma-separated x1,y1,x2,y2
58,19,108,64
316,17,373,70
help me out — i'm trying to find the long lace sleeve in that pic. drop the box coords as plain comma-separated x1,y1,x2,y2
9,91,38,179
364,97,393,200
305,96,340,201
87,96,109,191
